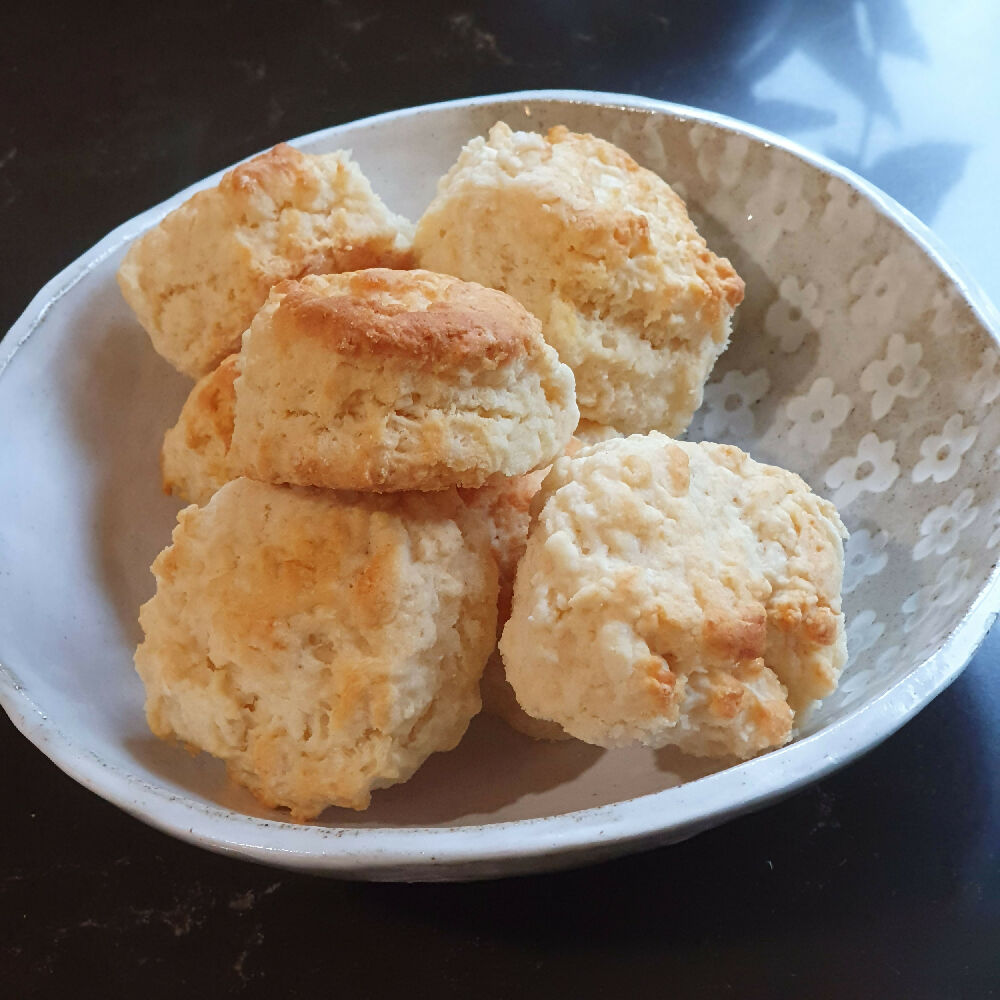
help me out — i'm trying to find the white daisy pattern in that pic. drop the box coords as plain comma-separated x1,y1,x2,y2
825,432,900,509
849,254,908,332
687,126,750,190
902,557,972,637
700,368,770,441
765,276,824,353
929,287,961,339
959,346,1000,410
832,663,877,712
716,134,751,189
829,640,904,714
611,115,668,177
912,489,978,561
843,528,890,594
859,334,931,421
820,178,876,247
785,377,852,454
699,134,750,189
688,122,711,151
875,644,902,673
745,167,811,254
590,118,1000,732
911,415,978,484
847,609,885,659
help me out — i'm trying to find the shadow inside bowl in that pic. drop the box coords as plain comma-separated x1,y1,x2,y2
125,712,738,829
125,715,609,827
60,291,191,649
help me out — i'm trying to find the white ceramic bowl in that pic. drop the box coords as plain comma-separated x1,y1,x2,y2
2,91,999,881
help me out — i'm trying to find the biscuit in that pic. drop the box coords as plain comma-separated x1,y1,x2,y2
499,434,847,756
161,354,240,505
118,143,414,378
229,269,579,492
573,420,622,446
705,443,849,713
414,123,744,437
460,472,567,741
135,478,498,820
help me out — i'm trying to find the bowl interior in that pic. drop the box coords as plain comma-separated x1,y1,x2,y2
1,95,998,838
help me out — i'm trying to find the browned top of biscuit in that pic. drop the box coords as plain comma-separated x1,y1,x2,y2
544,125,744,314
270,269,538,365
219,142,312,200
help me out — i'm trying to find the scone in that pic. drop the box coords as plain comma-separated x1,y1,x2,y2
414,123,744,437
709,444,849,714
118,143,414,378
161,354,240,505
229,269,579,492
460,471,567,741
573,420,622,446
135,478,498,820
499,434,847,756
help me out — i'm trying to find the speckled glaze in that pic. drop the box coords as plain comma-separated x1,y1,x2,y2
1,92,998,881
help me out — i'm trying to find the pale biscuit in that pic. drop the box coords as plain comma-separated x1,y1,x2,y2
135,478,498,820
414,123,744,437
229,269,579,492
706,444,849,713
460,472,567,741
161,354,240,505
499,434,847,756
573,420,622,446
118,143,414,378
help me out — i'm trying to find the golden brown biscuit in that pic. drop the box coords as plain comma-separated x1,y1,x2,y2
414,123,744,437
229,269,579,492
161,354,240,505
135,478,498,820
118,143,414,378
499,434,847,756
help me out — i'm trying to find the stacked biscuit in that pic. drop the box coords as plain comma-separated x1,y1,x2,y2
125,127,847,822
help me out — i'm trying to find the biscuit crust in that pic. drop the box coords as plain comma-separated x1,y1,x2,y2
414,123,744,437
499,434,847,756
229,269,579,492
275,268,534,363
161,355,240,505
135,479,498,820
705,443,849,712
118,143,414,378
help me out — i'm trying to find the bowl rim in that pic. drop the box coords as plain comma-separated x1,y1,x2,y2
3,88,1000,878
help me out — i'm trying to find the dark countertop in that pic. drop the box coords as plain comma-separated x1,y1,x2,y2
2,2,997,996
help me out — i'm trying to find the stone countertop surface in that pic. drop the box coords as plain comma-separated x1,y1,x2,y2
2,1,997,997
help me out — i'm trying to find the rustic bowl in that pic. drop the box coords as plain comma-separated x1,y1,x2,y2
2,91,998,880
